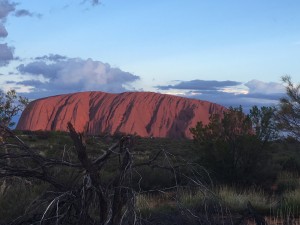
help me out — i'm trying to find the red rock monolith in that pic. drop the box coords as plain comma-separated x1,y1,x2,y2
16,91,226,139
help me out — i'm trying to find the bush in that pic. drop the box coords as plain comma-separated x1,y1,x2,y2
190,106,278,185
276,172,300,193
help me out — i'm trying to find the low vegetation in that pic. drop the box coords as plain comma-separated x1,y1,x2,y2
1,127,300,224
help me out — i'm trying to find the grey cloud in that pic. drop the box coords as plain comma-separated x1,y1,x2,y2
0,23,8,37
91,0,100,5
81,0,100,6
14,9,32,17
16,56,140,96
16,79,44,86
35,54,67,62
0,0,42,71
5,80,16,84
14,9,42,18
18,61,62,77
0,0,16,21
62,0,100,10
156,80,242,91
0,43,13,66
0,1,18,66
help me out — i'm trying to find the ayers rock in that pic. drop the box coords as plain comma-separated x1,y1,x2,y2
17,91,226,139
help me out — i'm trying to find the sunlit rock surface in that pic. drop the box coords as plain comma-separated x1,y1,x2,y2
17,91,226,138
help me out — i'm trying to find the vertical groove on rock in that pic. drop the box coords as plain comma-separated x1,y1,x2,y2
50,95,74,130
145,97,164,134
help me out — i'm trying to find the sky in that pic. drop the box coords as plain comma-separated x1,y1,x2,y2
1,0,300,112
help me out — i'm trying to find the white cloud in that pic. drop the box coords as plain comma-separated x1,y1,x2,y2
245,80,285,94
15,56,140,96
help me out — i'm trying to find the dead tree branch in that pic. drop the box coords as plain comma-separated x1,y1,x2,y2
0,122,214,225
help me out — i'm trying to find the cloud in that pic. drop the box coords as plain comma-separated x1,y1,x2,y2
0,43,14,66
90,0,100,5
18,61,62,77
14,9,31,17
0,1,15,66
34,54,67,62
0,0,16,21
156,79,242,91
245,80,285,94
14,9,42,18
0,0,38,20
15,56,140,96
0,23,8,37
14,9,32,17
0,0,39,66
81,0,100,6
5,80,16,84
156,79,286,113
182,91,284,113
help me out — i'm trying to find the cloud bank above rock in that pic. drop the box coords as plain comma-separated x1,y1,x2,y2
9,55,140,97
156,80,242,91
155,79,286,112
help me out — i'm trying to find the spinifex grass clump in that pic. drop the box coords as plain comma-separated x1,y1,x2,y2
179,188,218,209
277,188,300,217
137,188,231,224
217,186,276,214
137,187,218,212
136,192,176,215
0,178,49,223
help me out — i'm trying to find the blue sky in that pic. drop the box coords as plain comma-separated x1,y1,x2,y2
1,0,300,111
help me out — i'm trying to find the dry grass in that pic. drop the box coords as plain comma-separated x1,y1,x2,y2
217,186,276,213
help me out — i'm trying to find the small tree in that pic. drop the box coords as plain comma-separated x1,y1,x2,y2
249,105,278,143
277,75,300,141
0,89,28,128
190,106,277,184
0,90,28,218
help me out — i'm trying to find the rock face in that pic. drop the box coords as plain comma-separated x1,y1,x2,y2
17,91,226,139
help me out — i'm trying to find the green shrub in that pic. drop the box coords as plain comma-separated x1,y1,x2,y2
133,166,175,190
190,106,278,186
276,172,300,193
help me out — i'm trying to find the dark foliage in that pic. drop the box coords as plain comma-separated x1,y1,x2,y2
190,106,278,185
277,76,300,141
